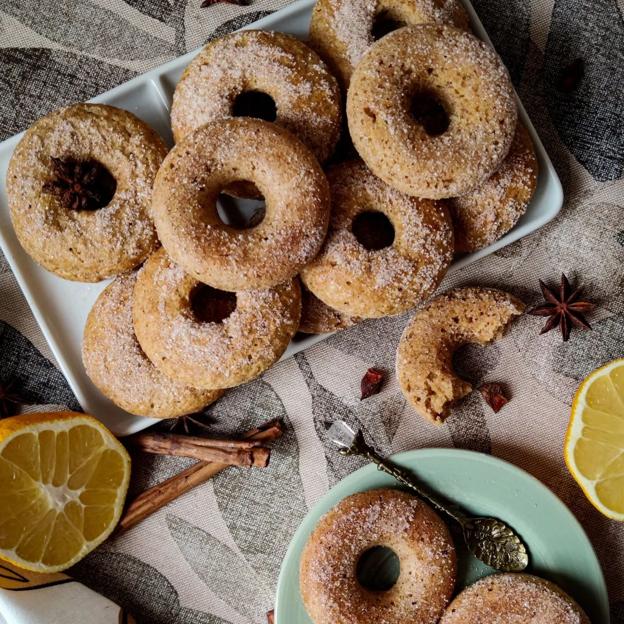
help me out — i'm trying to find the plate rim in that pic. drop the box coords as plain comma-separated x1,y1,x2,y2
274,447,609,623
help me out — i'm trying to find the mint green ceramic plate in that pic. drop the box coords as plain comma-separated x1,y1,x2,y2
275,449,608,623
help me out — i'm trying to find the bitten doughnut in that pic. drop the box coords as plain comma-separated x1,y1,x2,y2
301,161,453,318
439,573,590,623
347,26,517,199
7,103,167,282
299,285,360,334
310,0,470,89
397,287,525,423
300,488,456,624
133,248,301,390
171,30,341,164
448,124,538,253
83,274,223,418
152,118,330,291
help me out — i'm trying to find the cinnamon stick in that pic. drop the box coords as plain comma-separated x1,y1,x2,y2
128,432,271,467
118,420,283,532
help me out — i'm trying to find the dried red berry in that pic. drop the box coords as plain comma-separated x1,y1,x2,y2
266,610,275,624
361,368,384,400
479,383,509,413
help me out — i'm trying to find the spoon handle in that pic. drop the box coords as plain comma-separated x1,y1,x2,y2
347,433,467,524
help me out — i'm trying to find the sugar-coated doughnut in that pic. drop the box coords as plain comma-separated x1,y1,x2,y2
83,273,223,418
152,118,330,291
171,30,341,164
7,103,167,282
299,285,360,334
347,26,517,199
397,287,525,423
439,573,590,623
310,0,470,89
133,248,301,390
448,124,538,253
300,488,456,624
301,160,453,318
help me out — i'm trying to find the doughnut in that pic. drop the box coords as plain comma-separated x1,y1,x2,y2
448,124,538,253
83,273,223,418
397,287,525,423
152,118,330,291
347,25,518,199
439,573,590,623
7,103,167,282
171,30,341,164
300,488,456,624
133,248,301,390
310,0,470,89
300,160,454,318
299,285,360,334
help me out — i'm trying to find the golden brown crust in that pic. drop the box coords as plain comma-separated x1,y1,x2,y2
310,0,471,89
7,103,167,282
448,124,539,253
152,118,330,291
299,285,360,334
300,488,456,624
171,30,341,163
133,248,301,390
396,287,525,423
347,25,517,199
83,273,223,418
439,573,591,623
301,161,454,318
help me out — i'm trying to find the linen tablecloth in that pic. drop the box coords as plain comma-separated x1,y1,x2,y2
0,0,623,622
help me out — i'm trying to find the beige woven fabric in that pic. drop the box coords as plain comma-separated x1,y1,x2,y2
0,0,623,622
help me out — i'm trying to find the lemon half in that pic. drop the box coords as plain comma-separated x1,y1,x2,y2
0,411,130,572
565,359,624,521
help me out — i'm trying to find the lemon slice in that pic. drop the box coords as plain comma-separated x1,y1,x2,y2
0,411,130,572
565,358,624,521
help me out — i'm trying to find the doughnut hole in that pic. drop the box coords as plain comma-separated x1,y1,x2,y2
216,190,266,229
411,89,450,136
372,11,407,41
189,283,237,323
356,545,401,591
231,90,277,122
45,157,117,211
351,210,395,250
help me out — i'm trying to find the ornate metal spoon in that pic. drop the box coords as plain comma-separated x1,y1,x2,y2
327,420,529,573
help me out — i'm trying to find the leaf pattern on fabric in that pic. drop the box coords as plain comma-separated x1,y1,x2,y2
295,352,403,485
1,1,176,60
544,0,624,181
470,0,530,85
326,314,409,371
124,0,187,53
446,392,492,453
208,12,275,41
0,321,81,413
204,379,307,595
0,48,136,139
167,514,267,623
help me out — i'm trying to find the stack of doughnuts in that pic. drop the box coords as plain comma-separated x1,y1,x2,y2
300,489,590,624
7,0,538,419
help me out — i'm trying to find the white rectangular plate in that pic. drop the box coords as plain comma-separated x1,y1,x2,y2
0,0,563,436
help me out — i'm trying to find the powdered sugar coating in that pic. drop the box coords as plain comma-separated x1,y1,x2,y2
439,573,590,623
152,118,330,291
396,287,525,423
300,488,456,624
448,124,538,253
301,161,453,318
171,30,341,163
7,103,167,282
347,25,518,199
82,273,223,417
132,248,301,390
310,0,470,88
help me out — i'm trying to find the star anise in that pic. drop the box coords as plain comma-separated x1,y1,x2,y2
159,410,216,435
0,381,25,418
43,156,116,211
528,273,594,341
